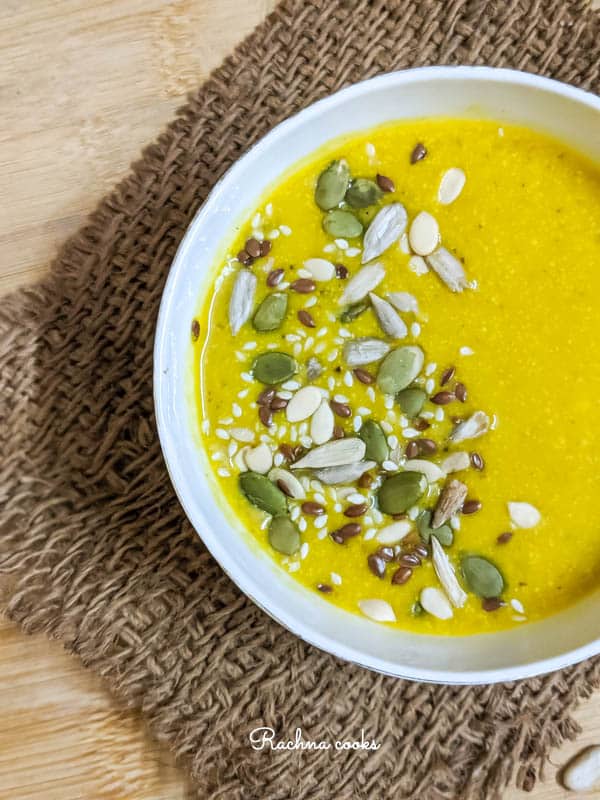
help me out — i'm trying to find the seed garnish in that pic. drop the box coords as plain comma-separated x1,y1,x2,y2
335,263,348,279
392,567,413,585
431,391,455,405
497,531,513,545
298,309,316,328
376,173,395,192
455,382,467,402
330,399,352,418
267,268,284,287
353,367,375,384
331,523,362,544
317,583,333,593
368,554,386,578
410,142,427,164
291,278,316,293
482,597,505,612
471,452,484,470
345,503,368,518
302,501,326,516
462,499,482,515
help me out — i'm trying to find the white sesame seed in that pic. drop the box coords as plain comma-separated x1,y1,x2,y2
366,142,376,158
304,336,315,350
277,391,293,400
399,233,410,254
279,224,292,236
242,341,258,351
298,422,308,436
268,229,280,240
217,468,231,477
366,387,376,403
511,599,525,614
259,434,271,444
335,238,349,250
333,337,344,346
382,460,398,472
235,351,245,362
435,407,445,422
512,615,527,623
387,435,399,449
305,296,317,308
498,127,504,137
298,518,307,533
265,202,273,216
315,515,328,529
403,428,419,438
399,415,408,427
201,420,210,435
421,410,434,419
311,480,324,492
285,333,301,342
279,281,290,290
288,562,300,572
407,506,419,520
241,372,253,383
330,571,342,585
338,327,352,338
314,492,326,504
232,403,242,418
227,441,238,457
364,528,376,541
211,451,223,461
300,542,309,559
300,435,312,449
346,247,361,257
300,476,311,490
327,349,339,362
450,515,461,530
425,378,435,394
333,393,349,403
334,503,342,513
216,428,230,440
273,452,284,467
343,371,353,387
316,326,328,338
219,417,234,425
314,342,326,354
327,377,335,391
357,406,371,416
380,420,392,434
297,268,312,279
352,415,363,432
459,346,474,356
384,395,394,410
317,529,328,540
425,362,437,376
347,493,365,504
293,342,302,357
282,380,301,391
290,428,297,442
252,212,262,228
278,424,287,438
411,322,421,337
323,243,336,253
372,508,383,523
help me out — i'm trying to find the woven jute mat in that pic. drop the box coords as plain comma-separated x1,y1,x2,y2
1,1,599,797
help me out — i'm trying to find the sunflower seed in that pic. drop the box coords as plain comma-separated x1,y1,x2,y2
377,346,424,395
404,458,445,483
431,536,467,608
375,519,413,544
438,167,466,205
440,451,471,473
312,460,376,485
426,247,469,293
229,269,257,335
229,427,255,443
358,599,396,623
291,437,366,469
362,203,408,264
244,443,273,474
286,386,322,423
315,159,350,210
449,411,490,442
303,258,336,281
268,467,306,499
369,293,408,338
340,263,385,305
432,479,468,528
408,211,440,256
508,501,541,529
386,291,419,314
310,399,335,445
420,587,453,620
342,337,390,367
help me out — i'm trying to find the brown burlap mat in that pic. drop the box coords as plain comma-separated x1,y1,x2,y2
1,1,599,797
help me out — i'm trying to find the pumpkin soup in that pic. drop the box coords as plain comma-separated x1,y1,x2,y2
193,119,600,635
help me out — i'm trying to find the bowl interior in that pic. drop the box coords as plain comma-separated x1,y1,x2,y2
154,67,600,683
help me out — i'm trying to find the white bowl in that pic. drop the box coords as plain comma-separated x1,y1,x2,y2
154,66,600,684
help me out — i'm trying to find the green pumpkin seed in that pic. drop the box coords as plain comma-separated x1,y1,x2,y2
377,346,425,395
359,419,388,463
345,178,383,208
239,472,288,516
268,515,301,555
252,352,297,384
417,509,453,546
252,292,288,331
377,471,427,515
461,555,505,598
315,160,351,210
323,209,363,239
396,387,427,417
340,300,369,323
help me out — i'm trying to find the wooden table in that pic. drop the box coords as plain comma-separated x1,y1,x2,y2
1,2,598,797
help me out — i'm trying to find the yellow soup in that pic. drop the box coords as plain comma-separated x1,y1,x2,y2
194,119,600,635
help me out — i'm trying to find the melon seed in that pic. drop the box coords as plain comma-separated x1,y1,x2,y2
377,346,424,395
239,472,288,516
359,419,389,463
268,516,301,555
252,293,288,331
377,471,427,515
315,159,351,210
252,352,297,384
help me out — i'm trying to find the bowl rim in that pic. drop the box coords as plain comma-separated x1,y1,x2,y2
154,65,600,684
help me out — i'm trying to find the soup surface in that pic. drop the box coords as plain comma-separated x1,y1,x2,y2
194,119,600,635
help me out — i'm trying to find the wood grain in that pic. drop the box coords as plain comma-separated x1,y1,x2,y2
0,1,598,798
